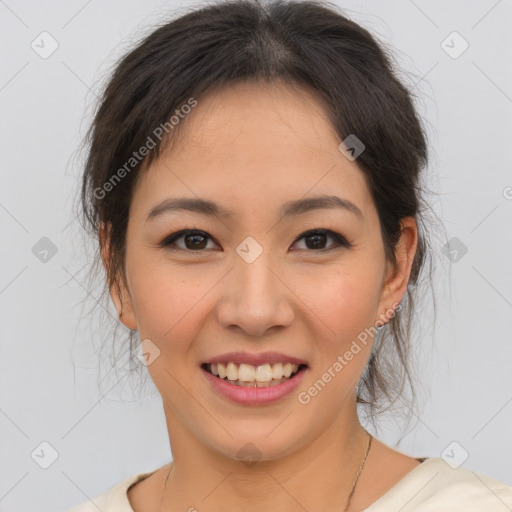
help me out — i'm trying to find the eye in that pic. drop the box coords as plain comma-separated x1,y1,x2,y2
161,227,351,252
161,228,218,251
290,228,352,252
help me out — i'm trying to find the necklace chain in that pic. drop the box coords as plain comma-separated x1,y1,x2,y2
343,431,372,512
160,431,372,512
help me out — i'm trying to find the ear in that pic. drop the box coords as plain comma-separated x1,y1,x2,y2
99,222,138,330
375,216,418,326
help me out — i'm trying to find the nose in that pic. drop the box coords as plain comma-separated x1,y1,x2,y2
216,249,295,337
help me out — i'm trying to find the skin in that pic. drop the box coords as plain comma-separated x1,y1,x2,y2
103,80,421,512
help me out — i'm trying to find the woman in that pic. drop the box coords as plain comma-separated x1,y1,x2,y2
67,0,512,510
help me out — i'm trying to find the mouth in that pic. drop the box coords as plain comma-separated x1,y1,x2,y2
201,362,308,387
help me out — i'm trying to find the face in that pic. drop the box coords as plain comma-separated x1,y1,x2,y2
107,80,417,463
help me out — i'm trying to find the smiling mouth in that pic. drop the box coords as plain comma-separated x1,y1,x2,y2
201,362,308,387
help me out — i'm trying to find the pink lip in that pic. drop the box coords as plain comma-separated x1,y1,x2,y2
201,365,308,406
203,351,308,366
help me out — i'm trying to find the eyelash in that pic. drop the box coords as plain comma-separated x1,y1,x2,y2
160,227,352,253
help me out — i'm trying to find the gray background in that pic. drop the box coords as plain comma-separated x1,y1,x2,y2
1,1,511,511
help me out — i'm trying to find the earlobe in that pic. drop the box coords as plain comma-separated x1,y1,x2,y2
99,221,138,330
375,217,418,326
110,280,138,330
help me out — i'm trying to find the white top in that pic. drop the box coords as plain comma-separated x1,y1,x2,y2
66,457,512,512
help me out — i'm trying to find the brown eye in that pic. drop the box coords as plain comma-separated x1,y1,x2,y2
161,228,351,253
290,229,351,252
161,229,217,251
305,232,328,250
183,232,208,250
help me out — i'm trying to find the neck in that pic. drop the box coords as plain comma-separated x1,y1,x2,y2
161,400,371,512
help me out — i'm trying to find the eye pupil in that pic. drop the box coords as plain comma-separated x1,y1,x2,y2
306,233,327,250
186,234,207,250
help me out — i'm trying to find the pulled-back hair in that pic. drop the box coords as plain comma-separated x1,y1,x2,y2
76,0,446,427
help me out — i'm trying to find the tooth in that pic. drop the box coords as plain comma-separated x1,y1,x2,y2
210,361,303,383
226,362,238,381
272,362,283,379
238,363,256,381
255,363,273,382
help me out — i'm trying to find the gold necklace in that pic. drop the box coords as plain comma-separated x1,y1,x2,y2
344,431,372,512
159,432,372,512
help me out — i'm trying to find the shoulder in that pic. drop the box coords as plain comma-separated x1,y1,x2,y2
423,459,512,509
64,471,155,512
366,457,512,512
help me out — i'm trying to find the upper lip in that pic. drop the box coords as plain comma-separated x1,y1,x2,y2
203,351,308,367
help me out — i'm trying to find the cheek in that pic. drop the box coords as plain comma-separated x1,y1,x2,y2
133,278,198,336
294,264,382,398
294,263,382,341
128,269,208,396
126,255,211,367
293,269,381,408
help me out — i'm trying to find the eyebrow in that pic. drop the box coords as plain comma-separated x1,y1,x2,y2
145,194,364,223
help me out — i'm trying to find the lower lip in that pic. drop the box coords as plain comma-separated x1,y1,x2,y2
201,366,307,405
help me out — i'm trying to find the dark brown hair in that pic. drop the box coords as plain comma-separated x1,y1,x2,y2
76,0,447,427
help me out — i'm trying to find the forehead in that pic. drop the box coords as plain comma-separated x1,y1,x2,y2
131,80,374,223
